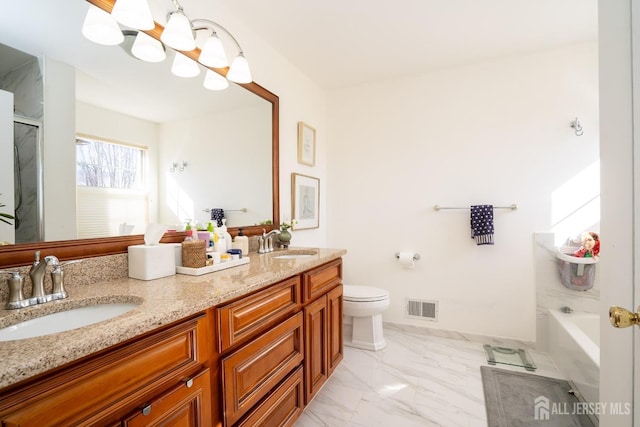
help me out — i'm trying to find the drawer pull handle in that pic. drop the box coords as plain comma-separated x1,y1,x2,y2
142,404,152,416
185,378,194,388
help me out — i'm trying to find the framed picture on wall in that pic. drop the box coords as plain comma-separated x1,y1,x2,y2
292,173,319,229
297,122,316,166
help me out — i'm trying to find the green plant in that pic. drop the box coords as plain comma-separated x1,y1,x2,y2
280,219,297,231
0,194,14,225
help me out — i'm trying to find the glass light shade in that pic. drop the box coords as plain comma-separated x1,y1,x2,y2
111,0,154,30
131,32,166,62
203,70,229,90
226,53,252,84
161,11,196,51
199,34,228,68
82,5,124,46
171,52,200,78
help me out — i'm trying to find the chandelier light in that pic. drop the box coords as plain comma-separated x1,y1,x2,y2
171,52,201,78
203,69,229,91
161,9,195,51
111,0,154,30
82,5,124,45
198,32,227,68
81,0,253,90
131,31,166,62
226,52,252,84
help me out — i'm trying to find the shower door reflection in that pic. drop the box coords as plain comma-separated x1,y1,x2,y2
13,116,43,243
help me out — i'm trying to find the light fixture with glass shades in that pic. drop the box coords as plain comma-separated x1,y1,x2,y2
130,30,166,62
82,5,124,45
171,51,201,78
81,0,253,90
110,0,154,31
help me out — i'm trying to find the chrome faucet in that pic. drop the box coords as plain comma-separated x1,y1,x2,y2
258,229,280,253
1,251,78,310
29,251,50,303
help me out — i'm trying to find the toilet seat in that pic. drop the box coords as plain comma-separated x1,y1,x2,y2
343,285,389,302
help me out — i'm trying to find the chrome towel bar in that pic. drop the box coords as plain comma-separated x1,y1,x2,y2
433,204,518,211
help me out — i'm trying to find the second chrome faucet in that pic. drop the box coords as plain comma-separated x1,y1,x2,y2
258,229,280,253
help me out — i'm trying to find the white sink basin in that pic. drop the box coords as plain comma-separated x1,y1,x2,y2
273,250,317,259
0,302,139,341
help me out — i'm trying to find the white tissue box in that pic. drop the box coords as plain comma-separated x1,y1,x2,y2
128,244,176,280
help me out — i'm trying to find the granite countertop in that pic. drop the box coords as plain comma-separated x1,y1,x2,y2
0,247,346,389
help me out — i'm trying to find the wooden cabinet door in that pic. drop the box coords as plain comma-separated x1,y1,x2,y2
327,284,343,375
303,295,328,404
123,368,212,427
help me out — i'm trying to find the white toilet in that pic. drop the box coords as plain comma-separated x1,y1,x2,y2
343,285,390,351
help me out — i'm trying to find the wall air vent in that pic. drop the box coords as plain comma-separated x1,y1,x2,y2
406,298,438,321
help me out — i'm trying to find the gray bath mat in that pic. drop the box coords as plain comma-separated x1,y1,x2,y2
481,366,596,427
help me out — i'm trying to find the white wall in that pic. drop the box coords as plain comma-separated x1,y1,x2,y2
43,58,76,242
216,3,329,247
326,43,599,341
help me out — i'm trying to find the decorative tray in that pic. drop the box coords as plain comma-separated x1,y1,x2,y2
176,257,250,276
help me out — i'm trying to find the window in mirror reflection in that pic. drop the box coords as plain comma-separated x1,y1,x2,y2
76,136,148,238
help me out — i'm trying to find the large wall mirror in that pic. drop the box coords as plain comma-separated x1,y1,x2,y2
0,0,279,267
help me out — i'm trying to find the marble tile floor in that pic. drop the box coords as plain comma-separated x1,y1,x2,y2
295,325,563,427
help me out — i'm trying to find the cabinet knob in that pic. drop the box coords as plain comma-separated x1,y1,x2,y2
142,404,152,416
185,378,194,388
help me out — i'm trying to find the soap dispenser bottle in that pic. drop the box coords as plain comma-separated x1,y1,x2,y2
219,219,232,252
234,228,249,256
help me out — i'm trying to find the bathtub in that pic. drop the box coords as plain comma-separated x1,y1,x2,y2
547,308,599,405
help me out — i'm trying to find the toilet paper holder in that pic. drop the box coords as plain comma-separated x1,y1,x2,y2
395,252,420,261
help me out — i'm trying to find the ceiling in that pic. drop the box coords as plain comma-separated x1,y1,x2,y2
0,0,598,122
221,0,598,90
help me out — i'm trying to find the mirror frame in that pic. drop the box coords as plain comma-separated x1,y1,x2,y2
0,0,279,268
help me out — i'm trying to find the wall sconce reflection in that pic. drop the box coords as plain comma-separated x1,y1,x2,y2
570,117,583,136
170,161,188,173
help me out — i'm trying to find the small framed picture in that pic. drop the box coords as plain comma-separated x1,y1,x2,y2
292,173,319,229
297,122,316,166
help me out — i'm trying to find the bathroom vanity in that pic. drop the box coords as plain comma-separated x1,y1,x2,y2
0,248,345,426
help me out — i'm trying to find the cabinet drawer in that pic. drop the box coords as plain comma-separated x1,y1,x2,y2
302,259,342,303
1,315,207,427
217,276,301,352
237,366,304,427
221,312,304,426
123,368,211,427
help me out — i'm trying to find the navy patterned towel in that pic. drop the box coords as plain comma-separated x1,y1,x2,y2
470,205,494,245
210,208,225,227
